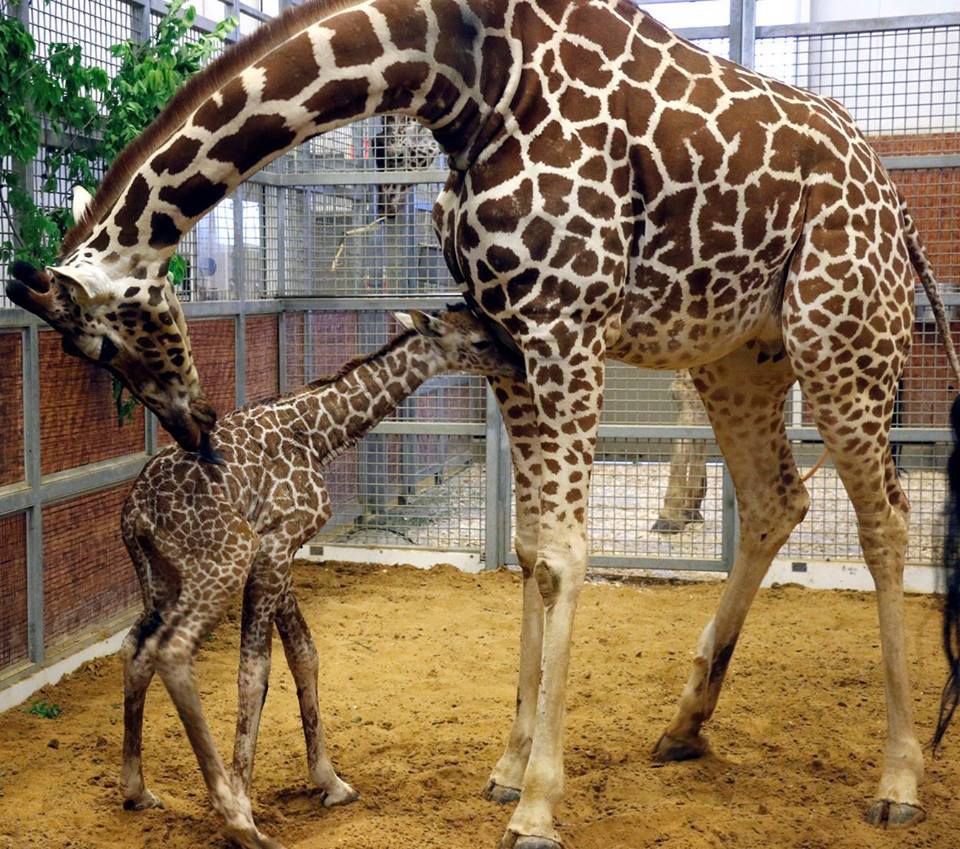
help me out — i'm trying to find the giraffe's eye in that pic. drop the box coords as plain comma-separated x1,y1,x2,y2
473,340,492,351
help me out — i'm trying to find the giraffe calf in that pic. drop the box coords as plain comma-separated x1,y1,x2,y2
118,306,523,849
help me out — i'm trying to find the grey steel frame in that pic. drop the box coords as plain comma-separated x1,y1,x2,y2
1,0,958,687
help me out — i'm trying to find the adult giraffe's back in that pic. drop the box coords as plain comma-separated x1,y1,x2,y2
6,0,959,845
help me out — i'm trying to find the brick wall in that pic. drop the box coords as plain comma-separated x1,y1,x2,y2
39,330,145,475
245,314,280,404
0,332,24,487
42,483,137,652
0,513,28,672
158,317,237,447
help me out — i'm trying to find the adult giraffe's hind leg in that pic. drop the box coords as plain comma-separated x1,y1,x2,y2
653,344,809,761
785,256,923,828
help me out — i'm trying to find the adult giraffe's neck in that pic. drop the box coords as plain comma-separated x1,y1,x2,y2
292,331,442,465
67,0,514,265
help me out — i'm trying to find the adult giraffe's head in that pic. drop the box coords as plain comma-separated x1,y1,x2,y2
5,188,218,460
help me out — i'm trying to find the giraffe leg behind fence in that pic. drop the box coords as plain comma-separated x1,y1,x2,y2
275,587,358,806
654,343,809,760
653,372,710,534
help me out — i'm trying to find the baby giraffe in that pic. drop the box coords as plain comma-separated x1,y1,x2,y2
118,305,523,849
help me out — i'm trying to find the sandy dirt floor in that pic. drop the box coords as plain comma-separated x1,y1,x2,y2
1,561,960,849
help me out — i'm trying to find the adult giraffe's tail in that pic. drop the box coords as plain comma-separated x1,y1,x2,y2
900,196,960,750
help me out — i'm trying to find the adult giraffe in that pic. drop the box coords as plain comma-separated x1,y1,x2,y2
6,0,959,844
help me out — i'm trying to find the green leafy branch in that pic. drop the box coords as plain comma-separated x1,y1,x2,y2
0,1,235,422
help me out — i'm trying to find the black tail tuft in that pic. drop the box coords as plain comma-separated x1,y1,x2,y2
933,394,960,751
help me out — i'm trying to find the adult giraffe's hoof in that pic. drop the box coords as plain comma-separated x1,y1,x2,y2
122,789,164,811
652,732,709,762
499,832,563,849
223,825,287,849
865,800,926,829
685,509,705,523
483,779,521,804
321,780,359,807
651,518,685,535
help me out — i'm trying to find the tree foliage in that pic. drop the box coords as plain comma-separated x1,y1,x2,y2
0,1,235,422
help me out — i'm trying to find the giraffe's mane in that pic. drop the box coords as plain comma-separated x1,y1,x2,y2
60,0,359,259
303,328,420,392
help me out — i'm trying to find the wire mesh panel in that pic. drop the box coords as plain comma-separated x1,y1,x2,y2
782,442,950,565
0,512,28,674
315,434,487,551
281,307,489,552
588,438,724,562
755,25,960,137
29,0,134,78
277,182,454,297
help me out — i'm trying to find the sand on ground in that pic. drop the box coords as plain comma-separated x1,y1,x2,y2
0,561,959,849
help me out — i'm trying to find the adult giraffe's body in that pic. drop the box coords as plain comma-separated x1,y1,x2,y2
7,0,959,845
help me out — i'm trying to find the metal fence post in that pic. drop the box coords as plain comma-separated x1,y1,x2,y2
233,193,247,407
23,324,44,665
721,464,739,573
484,386,507,570
729,0,757,68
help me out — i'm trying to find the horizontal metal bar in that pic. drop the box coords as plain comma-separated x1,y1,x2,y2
599,425,715,439
588,554,729,573
503,551,727,573
38,454,149,507
370,421,485,436
673,26,732,41
598,424,952,442
238,2,270,22
756,12,960,39
134,0,240,42
0,453,148,519
883,154,960,171
181,299,282,318
248,169,450,187
279,295,458,311
0,483,32,516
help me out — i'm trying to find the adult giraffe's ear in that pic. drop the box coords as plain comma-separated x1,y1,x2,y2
47,265,96,302
71,185,94,223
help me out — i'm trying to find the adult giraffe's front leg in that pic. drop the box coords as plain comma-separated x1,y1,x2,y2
483,376,544,804
500,327,605,849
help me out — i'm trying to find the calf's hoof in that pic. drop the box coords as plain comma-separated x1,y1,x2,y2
865,800,926,829
652,732,709,762
483,779,521,804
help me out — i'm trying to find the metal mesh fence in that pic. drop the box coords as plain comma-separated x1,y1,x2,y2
282,308,488,550
755,25,960,137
